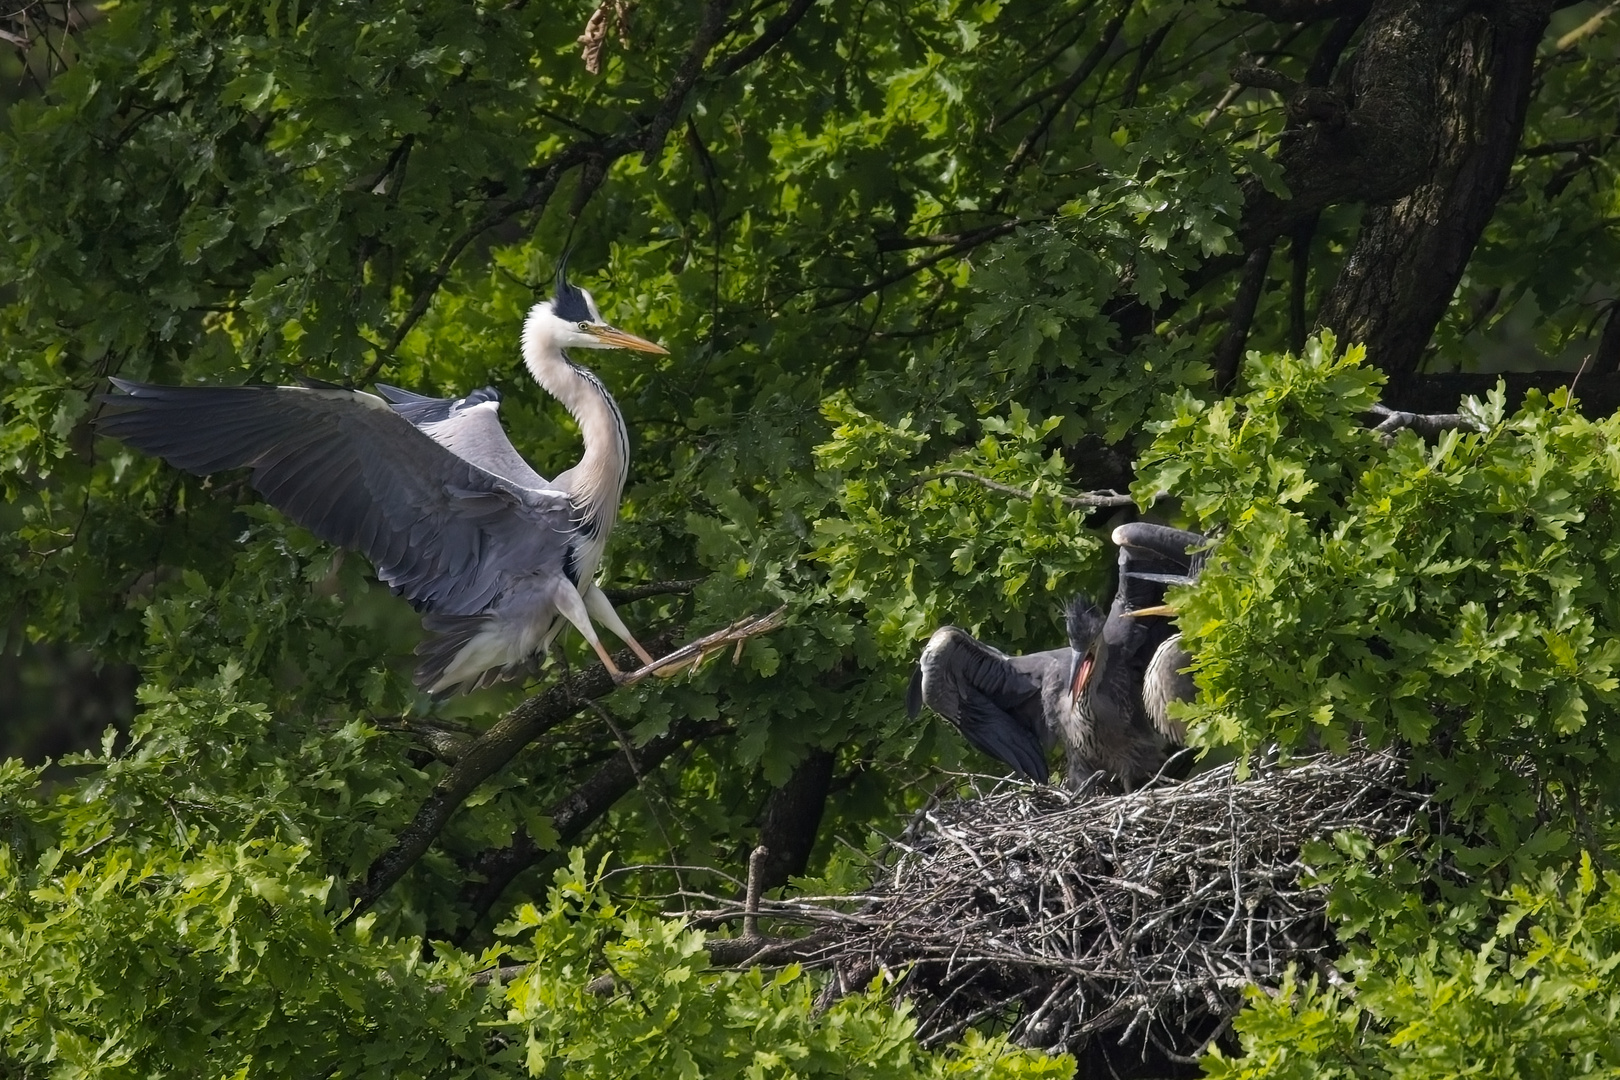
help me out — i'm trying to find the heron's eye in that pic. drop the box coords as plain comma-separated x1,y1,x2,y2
578,321,591,331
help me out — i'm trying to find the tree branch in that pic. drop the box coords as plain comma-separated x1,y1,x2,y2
907,470,1138,508
1314,1,1553,376
640,0,739,166
812,220,1028,310
1383,371,1620,419
601,577,706,604
453,716,724,941
1229,0,1371,20
712,0,817,77
755,748,836,892
1592,301,1620,375
1288,214,1318,355
1364,402,1484,443
1212,242,1274,391
1005,0,1132,177
341,636,673,922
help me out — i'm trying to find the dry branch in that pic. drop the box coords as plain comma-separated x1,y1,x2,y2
618,606,787,686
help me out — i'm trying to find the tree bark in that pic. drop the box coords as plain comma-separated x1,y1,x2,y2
1316,0,1552,375
754,748,838,892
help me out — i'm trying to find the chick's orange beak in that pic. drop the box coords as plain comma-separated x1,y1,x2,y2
1068,652,1094,707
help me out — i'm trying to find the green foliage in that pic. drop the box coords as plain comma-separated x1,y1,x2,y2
1140,335,1620,871
2,745,1066,1078
497,854,1068,1080
3,0,1620,1075
1204,855,1620,1080
1130,336,1620,1078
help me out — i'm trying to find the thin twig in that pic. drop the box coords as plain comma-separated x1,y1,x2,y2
904,469,1138,509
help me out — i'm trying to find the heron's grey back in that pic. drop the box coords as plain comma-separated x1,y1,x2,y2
375,383,554,491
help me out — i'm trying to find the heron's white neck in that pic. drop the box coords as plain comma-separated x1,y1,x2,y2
521,311,630,574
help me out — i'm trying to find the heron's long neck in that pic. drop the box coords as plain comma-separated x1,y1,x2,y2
524,340,630,539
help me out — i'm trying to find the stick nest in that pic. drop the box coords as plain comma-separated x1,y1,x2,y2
707,748,1427,1062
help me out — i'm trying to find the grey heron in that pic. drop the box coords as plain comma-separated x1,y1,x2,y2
98,261,668,696
906,522,1208,790
1065,522,1207,790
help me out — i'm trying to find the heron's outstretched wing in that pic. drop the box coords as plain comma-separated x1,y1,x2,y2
912,627,1058,782
98,379,574,616
374,382,554,490
1111,523,1209,612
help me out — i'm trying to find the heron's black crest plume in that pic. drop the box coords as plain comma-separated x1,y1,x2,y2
552,249,597,323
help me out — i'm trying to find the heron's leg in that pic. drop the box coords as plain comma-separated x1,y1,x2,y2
551,582,626,681
582,585,658,668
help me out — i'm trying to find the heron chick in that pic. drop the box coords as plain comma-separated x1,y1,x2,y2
908,523,1209,791
1066,522,1207,790
98,260,667,696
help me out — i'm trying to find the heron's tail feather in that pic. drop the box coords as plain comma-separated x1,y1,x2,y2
416,613,532,697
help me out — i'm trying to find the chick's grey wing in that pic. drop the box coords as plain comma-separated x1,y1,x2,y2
374,382,553,490
956,688,1050,782
1113,522,1211,610
98,379,574,615
918,629,1049,781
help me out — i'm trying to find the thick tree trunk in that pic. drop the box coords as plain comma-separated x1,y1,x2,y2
754,748,837,892
1316,0,1551,375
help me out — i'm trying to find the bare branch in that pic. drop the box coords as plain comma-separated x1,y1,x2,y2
907,469,1138,509
341,636,672,922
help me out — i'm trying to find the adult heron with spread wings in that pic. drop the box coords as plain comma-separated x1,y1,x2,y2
99,260,667,696
908,522,1209,790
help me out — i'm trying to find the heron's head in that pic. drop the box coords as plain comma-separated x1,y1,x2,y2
527,260,668,356
1064,595,1105,707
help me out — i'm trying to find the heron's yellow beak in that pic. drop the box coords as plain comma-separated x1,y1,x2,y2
1124,603,1178,618
584,324,669,354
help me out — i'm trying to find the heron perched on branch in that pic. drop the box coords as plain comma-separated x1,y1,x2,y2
98,259,669,696
908,522,1209,791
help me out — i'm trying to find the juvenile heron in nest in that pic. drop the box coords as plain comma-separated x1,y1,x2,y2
1065,522,1208,791
907,523,1208,790
99,260,668,696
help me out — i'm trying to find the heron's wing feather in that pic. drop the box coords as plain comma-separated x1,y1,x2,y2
958,689,1050,782
374,382,554,490
906,664,925,719
916,629,1051,781
1112,523,1211,613
98,379,573,615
